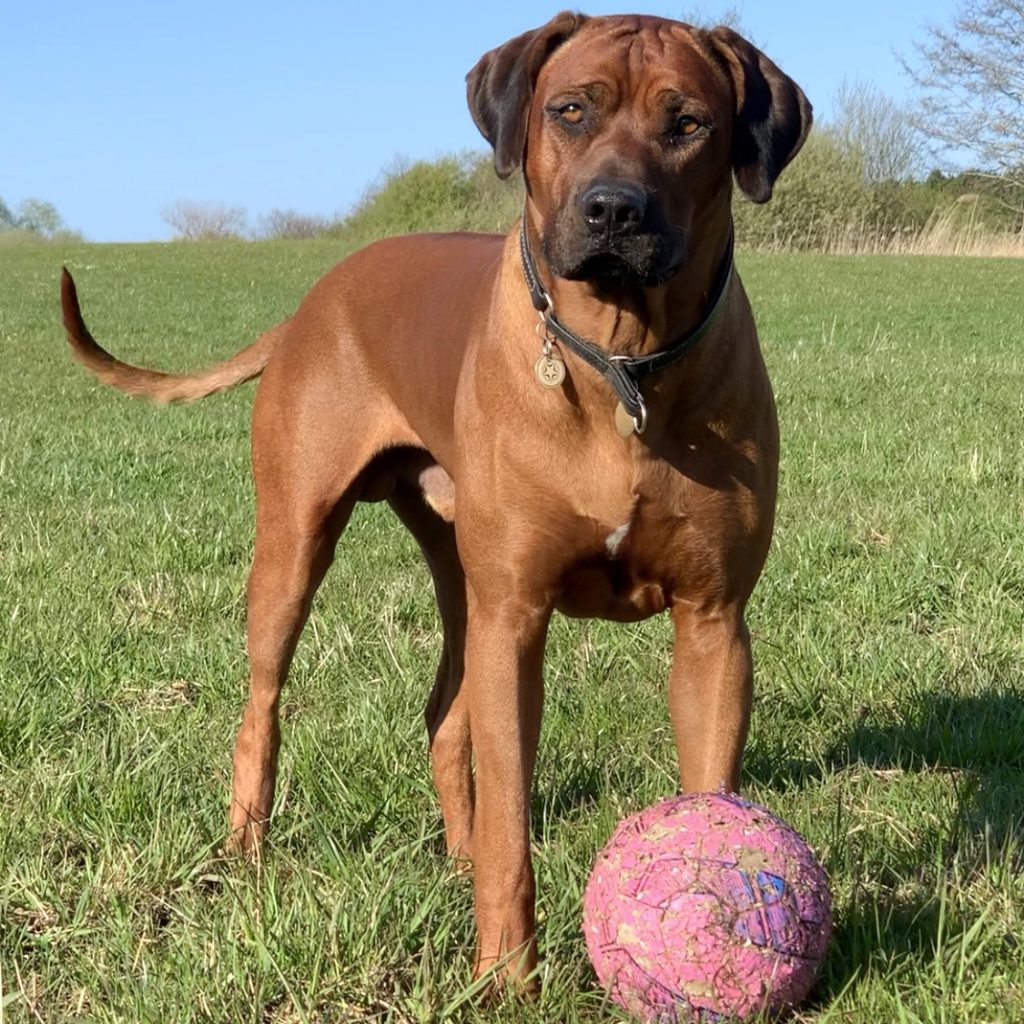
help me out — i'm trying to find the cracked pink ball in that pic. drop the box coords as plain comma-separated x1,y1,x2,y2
583,792,832,1022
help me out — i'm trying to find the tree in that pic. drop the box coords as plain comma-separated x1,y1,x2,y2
833,80,924,183
15,198,63,235
0,197,65,236
679,6,760,43
257,208,328,239
903,0,1024,217
161,200,247,240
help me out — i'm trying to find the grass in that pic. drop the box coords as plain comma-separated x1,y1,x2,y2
0,238,1022,1023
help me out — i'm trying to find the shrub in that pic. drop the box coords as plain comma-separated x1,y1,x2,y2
733,129,941,251
325,153,522,245
0,196,81,242
257,208,330,239
161,200,247,241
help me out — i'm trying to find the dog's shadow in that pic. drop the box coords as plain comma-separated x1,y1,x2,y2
838,689,1022,841
749,688,1024,1006
748,687,1024,837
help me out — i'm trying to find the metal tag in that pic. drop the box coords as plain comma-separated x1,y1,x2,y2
614,401,636,438
534,353,565,388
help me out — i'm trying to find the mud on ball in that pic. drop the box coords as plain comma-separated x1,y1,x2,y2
583,792,832,1022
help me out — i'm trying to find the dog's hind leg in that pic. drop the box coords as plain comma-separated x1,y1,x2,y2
226,357,395,852
228,479,357,852
388,461,474,863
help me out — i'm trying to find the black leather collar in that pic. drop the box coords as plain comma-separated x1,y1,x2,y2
519,212,735,428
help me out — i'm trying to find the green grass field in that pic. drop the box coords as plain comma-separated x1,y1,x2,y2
1,240,1022,1023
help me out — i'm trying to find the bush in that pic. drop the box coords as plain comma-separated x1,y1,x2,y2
733,129,942,251
257,208,329,239
325,153,522,246
161,200,247,241
0,196,81,242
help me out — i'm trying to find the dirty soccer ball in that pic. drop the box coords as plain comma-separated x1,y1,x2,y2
583,792,832,1022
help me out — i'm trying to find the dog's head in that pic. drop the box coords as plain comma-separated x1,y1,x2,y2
467,13,811,288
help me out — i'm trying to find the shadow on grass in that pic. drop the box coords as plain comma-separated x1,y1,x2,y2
845,690,1023,845
747,688,1023,839
531,759,606,844
750,687,1024,1007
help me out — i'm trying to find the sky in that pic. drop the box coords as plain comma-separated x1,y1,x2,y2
4,0,961,242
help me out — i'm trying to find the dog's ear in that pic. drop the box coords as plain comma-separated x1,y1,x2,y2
467,11,587,179
707,27,812,203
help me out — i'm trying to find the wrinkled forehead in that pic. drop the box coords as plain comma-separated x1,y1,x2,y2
536,16,730,113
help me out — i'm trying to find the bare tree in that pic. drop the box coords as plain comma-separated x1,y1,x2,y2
257,208,329,239
833,80,924,183
679,6,758,40
161,200,247,240
902,0,1024,215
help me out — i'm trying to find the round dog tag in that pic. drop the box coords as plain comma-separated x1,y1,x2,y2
534,353,566,388
614,401,636,438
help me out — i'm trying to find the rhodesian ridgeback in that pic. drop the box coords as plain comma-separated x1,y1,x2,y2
62,11,810,988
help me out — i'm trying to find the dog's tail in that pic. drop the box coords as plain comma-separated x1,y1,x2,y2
61,268,288,404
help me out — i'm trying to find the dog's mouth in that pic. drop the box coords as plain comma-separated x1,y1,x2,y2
543,227,685,290
569,247,630,280
570,247,683,288
569,251,634,281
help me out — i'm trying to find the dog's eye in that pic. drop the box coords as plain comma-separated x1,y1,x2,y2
673,115,702,138
559,103,585,125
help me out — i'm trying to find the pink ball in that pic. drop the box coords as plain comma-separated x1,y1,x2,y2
583,792,832,1022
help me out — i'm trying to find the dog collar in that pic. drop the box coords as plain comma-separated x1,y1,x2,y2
519,211,734,435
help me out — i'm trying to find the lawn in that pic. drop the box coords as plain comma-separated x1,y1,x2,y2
1,240,1021,1023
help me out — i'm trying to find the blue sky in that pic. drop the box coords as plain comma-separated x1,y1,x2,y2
5,1,959,242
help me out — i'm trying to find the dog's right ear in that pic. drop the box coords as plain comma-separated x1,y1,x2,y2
467,11,587,179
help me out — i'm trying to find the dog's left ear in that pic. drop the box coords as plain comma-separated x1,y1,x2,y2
707,27,812,203
466,11,587,179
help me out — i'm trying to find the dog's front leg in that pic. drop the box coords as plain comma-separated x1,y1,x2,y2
668,602,754,794
464,592,551,989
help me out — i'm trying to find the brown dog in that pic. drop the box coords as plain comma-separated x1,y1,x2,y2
62,12,810,988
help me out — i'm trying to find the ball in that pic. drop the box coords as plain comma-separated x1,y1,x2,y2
583,792,832,1022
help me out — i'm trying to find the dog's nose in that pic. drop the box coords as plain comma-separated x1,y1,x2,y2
580,181,647,236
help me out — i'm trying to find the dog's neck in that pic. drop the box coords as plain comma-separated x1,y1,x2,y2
520,196,734,360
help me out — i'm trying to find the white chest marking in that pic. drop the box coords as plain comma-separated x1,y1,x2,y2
605,521,631,557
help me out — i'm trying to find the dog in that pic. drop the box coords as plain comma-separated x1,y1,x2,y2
62,11,810,988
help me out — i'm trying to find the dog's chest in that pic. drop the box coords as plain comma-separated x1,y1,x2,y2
462,412,767,621
550,460,709,622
